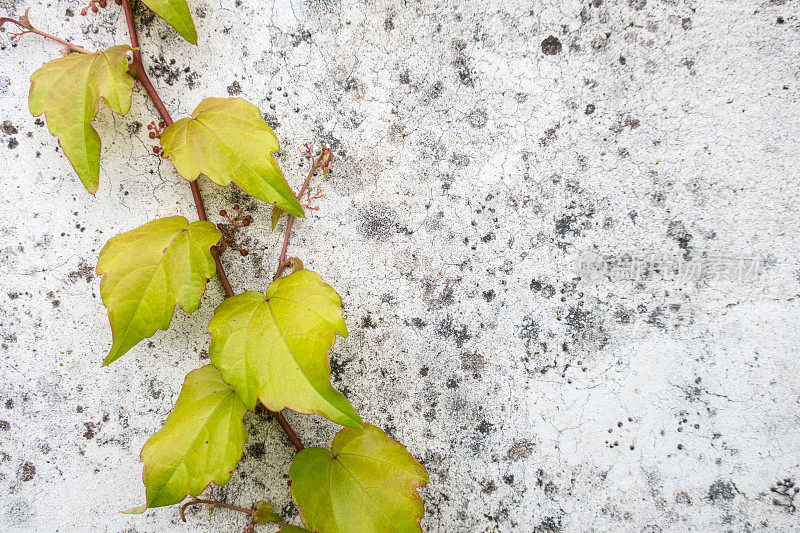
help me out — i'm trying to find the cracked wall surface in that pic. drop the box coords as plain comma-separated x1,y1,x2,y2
1,0,800,531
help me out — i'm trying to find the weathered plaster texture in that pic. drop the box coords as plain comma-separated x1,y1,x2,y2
1,0,799,531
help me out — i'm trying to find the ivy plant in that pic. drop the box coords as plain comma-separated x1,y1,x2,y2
1,2,428,532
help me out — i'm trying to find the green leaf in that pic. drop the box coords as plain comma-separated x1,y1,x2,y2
29,45,134,194
140,0,197,44
208,269,362,427
253,501,283,525
96,215,221,365
280,526,311,533
138,365,248,509
161,97,304,217
289,424,429,533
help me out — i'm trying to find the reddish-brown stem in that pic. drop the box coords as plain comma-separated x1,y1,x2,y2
274,163,320,280
180,487,302,531
120,1,301,448
1,14,92,54
272,410,305,451
120,0,232,297
179,498,253,522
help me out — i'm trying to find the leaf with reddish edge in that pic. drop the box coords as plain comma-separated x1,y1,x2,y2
126,365,249,511
208,269,362,427
29,45,134,194
96,215,221,365
161,97,304,217
289,424,429,533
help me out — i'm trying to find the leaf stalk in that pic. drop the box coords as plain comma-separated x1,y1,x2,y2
1,11,92,54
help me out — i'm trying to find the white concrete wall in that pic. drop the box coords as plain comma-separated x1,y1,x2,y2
1,0,799,531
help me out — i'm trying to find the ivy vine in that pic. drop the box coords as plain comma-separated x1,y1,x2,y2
1,2,429,531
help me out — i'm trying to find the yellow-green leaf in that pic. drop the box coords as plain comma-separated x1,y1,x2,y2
289,424,429,533
29,45,134,194
208,269,362,427
161,97,304,217
280,526,311,533
139,365,248,509
140,0,197,44
96,215,221,365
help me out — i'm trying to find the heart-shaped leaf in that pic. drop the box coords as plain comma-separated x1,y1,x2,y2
29,45,134,194
96,215,221,365
208,269,362,427
161,97,304,217
140,0,197,44
289,424,429,533
134,365,248,510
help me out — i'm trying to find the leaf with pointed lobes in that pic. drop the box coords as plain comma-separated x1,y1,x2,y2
161,97,304,217
96,216,221,365
140,0,197,44
208,269,362,427
127,365,248,510
289,424,429,533
29,45,134,194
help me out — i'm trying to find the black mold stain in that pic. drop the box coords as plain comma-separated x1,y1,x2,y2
148,55,182,86
564,307,590,332
435,316,471,347
68,259,94,284
452,40,475,87
646,307,666,330
506,439,534,461
358,203,398,240
1,121,17,135
770,478,798,512
246,442,265,459
708,479,736,503
17,461,35,482
476,420,493,434
518,315,540,340
361,314,378,329
227,80,242,95
533,515,562,532
541,36,562,55
555,214,581,238
429,81,444,99
468,108,488,128
667,220,693,260
461,351,485,376
291,28,313,46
